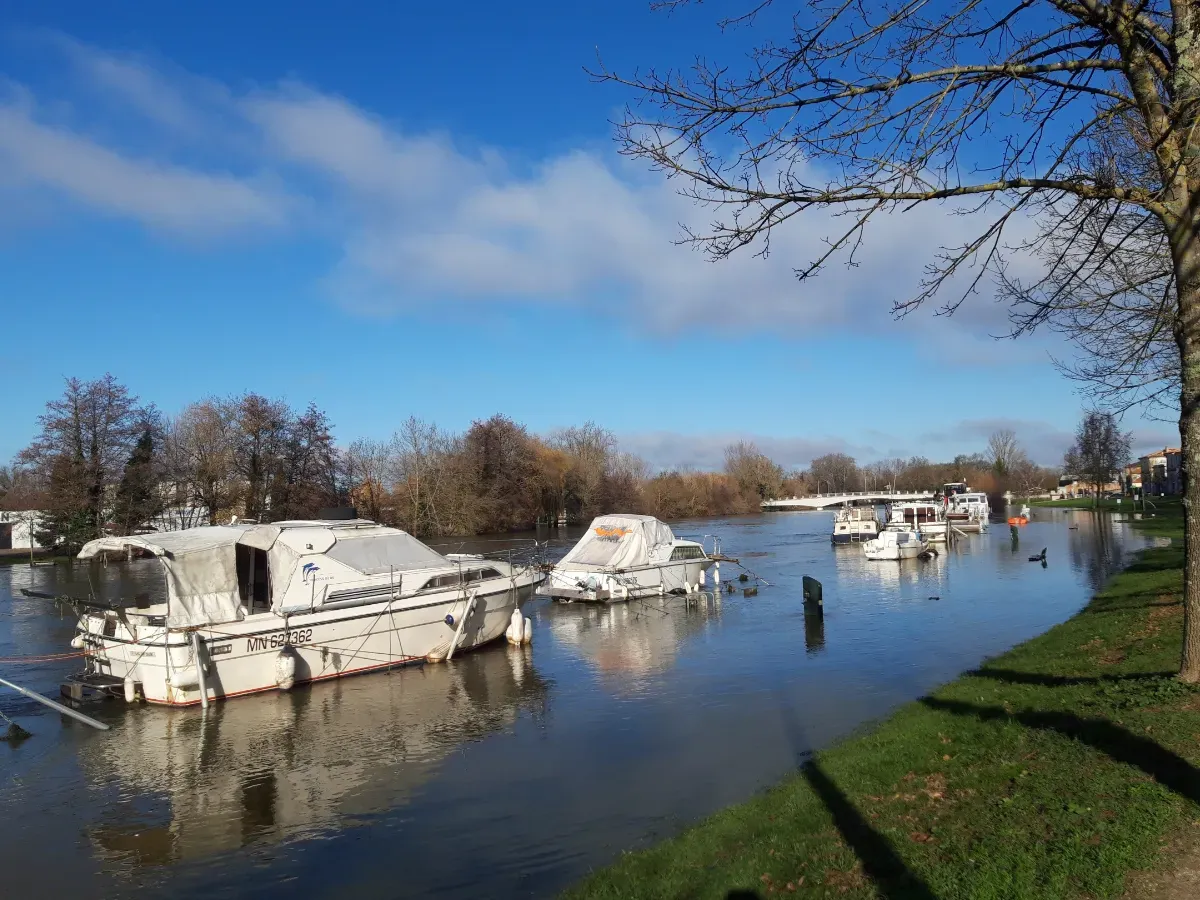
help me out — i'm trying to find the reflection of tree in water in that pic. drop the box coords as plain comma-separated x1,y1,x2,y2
544,595,720,683
84,646,548,867
1066,513,1124,591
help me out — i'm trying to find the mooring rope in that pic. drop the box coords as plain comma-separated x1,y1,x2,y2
0,650,88,664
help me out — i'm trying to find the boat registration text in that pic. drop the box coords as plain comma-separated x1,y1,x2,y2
246,629,314,652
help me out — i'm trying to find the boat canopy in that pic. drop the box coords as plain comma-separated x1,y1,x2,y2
77,522,450,629
558,515,676,570
79,526,254,628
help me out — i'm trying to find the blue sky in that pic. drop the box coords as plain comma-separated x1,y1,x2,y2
0,1,1177,470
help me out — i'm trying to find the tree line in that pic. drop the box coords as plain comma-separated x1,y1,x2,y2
0,376,1062,552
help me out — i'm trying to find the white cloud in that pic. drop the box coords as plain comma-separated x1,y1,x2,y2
0,90,291,236
617,417,1180,473
0,37,1075,356
617,431,872,473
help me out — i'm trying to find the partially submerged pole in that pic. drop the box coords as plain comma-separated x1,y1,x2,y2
0,676,110,731
190,631,209,710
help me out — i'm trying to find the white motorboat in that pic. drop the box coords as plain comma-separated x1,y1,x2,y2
831,506,882,544
947,491,990,533
887,502,948,542
862,529,930,560
539,514,714,602
61,519,543,707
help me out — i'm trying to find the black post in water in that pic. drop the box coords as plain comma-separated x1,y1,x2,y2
803,575,825,653
802,575,823,617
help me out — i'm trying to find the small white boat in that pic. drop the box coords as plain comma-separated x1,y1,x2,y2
947,491,990,533
863,529,930,560
831,506,882,544
539,514,714,602
62,519,543,707
887,502,948,542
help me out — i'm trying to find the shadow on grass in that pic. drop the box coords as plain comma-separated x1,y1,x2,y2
922,698,1200,804
720,763,939,900
801,762,940,900
970,668,1176,688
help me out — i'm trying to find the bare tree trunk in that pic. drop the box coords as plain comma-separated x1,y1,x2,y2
1175,236,1200,681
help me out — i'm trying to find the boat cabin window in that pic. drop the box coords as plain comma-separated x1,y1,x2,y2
669,545,705,561
463,567,502,582
236,545,272,613
420,567,504,590
420,572,462,591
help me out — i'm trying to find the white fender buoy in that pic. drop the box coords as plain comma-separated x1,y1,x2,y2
522,615,533,644
123,677,136,704
713,562,721,590
507,609,524,645
698,568,707,587
275,648,297,691
71,634,85,650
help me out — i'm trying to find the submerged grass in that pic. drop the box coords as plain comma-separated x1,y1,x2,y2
1031,497,1181,513
566,507,1200,899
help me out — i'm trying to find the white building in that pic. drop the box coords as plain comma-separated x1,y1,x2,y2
0,510,44,551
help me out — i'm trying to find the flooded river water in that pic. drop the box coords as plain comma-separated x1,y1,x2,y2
0,508,1151,898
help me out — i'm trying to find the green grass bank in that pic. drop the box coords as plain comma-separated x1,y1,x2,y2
567,508,1200,899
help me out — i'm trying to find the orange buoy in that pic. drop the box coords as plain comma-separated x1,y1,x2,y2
1007,516,1028,526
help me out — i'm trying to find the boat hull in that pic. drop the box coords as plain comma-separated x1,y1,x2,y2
946,515,987,533
79,578,540,707
539,558,715,602
831,527,880,544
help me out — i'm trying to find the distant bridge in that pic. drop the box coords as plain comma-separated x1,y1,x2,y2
761,491,937,511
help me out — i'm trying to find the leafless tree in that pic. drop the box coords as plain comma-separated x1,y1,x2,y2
987,429,1026,476
345,437,395,524
18,375,155,548
1065,410,1133,505
231,394,292,522
0,464,46,511
808,453,860,493
550,423,618,519
723,440,785,501
167,399,238,526
600,1,1200,679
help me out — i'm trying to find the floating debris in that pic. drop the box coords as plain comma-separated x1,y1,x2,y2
0,720,31,742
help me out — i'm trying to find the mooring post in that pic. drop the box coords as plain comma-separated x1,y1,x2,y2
802,575,823,619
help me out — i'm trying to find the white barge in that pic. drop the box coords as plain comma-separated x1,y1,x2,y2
831,506,883,544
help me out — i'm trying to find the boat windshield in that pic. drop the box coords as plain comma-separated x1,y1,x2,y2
324,532,449,575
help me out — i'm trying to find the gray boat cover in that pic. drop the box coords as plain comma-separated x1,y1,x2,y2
79,527,249,628
557,515,675,569
78,523,453,628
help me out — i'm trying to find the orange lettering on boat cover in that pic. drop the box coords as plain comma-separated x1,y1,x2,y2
594,526,632,538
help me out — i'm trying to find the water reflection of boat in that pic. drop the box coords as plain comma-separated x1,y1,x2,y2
80,646,547,866
836,540,948,591
543,594,720,679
